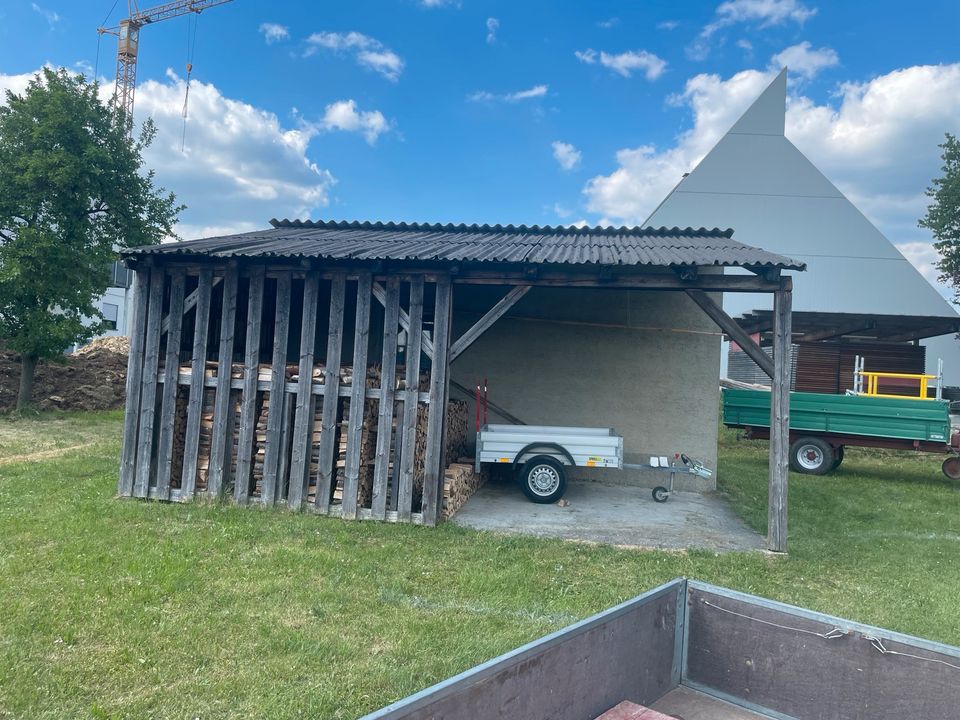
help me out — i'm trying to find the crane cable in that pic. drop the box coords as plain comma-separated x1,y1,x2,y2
180,11,201,152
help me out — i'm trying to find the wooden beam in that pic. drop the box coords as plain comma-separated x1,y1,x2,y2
342,272,373,520
160,276,222,334
371,276,401,519
397,277,425,521
234,267,265,504
799,321,875,342
421,277,453,526
118,268,150,496
373,281,434,360
879,324,960,343
207,264,239,497
261,271,291,505
449,285,530,363
315,272,346,512
180,267,213,499
453,272,786,293
155,269,185,500
686,289,775,379
133,268,165,498
288,271,321,508
768,282,792,554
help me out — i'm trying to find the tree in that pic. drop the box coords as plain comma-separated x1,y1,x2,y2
0,67,181,410
920,133,960,302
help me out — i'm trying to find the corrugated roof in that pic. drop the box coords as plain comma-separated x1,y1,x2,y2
125,219,805,270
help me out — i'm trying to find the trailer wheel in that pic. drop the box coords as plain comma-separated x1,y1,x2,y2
942,456,960,480
831,446,845,470
652,486,670,503
789,437,834,475
519,456,567,504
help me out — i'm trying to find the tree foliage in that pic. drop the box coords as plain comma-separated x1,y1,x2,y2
920,133,960,301
0,67,182,407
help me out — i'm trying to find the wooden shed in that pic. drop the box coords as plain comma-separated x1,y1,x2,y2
118,220,802,549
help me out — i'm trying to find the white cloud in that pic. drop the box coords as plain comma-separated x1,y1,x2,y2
552,141,582,171
259,23,290,44
771,41,838,79
319,99,389,144
420,0,460,6
657,20,679,31
553,203,573,219
598,17,619,29
486,17,499,44
0,69,336,240
31,3,59,27
691,0,816,60
575,49,667,80
737,38,753,52
468,84,548,103
305,31,404,82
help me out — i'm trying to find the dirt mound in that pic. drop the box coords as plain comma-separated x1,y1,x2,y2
0,337,130,412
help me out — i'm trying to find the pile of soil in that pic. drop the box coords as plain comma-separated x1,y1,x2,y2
0,336,130,412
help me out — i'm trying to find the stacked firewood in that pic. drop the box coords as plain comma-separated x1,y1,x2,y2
252,363,297,498
442,462,487,520
332,366,381,507
412,399,469,507
170,384,189,489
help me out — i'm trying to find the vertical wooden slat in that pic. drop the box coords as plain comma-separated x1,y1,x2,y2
180,267,213,498
397,277,424,521
207,264,239,497
287,271,321,508
421,277,453,526
342,272,373,520
234,266,265,504
768,280,793,553
276,389,293,501
262,272,291,504
371,277,400,519
118,267,150,496
315,272,346,512
155,269,186,500
133,267,165,498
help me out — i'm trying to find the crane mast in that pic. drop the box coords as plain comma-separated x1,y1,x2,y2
98,0,233,130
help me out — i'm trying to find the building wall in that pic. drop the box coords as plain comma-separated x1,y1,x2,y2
450,283,721,491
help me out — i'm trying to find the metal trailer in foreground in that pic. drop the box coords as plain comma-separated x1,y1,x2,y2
722,387,960,478
474,424,711,504
362,578,960,720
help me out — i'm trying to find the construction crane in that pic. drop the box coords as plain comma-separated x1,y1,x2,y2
98,1,233,130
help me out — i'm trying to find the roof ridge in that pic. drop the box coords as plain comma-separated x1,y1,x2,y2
267,218,735,239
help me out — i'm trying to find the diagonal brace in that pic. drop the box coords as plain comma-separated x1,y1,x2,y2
449,285,530,363
373,281,435,360
686,289,775,379
161,275,222,334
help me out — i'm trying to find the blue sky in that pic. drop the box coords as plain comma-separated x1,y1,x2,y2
2,0,960,291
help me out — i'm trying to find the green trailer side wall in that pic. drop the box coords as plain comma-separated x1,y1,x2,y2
722,388,951,443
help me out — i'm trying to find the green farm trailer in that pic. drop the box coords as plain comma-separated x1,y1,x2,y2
722,388,960,477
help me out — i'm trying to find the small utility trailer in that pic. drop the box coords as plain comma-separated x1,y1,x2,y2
474,424,711,504
722,387,960,478
363,578,960,720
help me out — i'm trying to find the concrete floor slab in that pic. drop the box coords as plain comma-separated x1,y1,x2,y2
451,476,763,552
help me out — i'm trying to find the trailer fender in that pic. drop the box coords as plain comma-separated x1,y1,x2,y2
511,442,576,472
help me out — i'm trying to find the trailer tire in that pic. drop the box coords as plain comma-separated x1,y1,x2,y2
831,446,845,470
789,437,834,475
519,456,567,504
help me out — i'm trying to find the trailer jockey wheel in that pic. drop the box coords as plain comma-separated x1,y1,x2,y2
519,456,567,504
942,456,960,480
652,486,670,503
788,437,834,475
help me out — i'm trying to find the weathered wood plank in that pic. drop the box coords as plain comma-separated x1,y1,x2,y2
686,289,774,379
397,277,425,521
288,271,321,508
262,272,291,505
421,277,453,526
119,268,150,496
180,267,213,499
234,267,265,504
160,275,222,335
373,280,434,360
207,264,239,497
371,276,401,519
342,272,373,520
448,285,529,363
276,388,293,502
315,272,346,512
155,269,186,500
768,281,793,553
133,268,165,498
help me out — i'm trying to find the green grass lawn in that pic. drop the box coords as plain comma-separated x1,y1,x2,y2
1,411,959,719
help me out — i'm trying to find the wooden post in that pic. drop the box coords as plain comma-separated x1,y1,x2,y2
180,267,213,499
421,277,453,526
397,277,424,520
374,281,434,360
119,267,149,496
288,271,321,508
448,285,530,363
342,272,373,520
155,269,185,500
371,276,400,519
315,272,346,512
768,279,793,553
133,267,165,498
207,264,239,497
235,266,265,504
161,276,222,335
262,272,291,505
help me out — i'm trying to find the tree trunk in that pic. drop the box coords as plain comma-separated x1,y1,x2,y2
17,353,38,411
